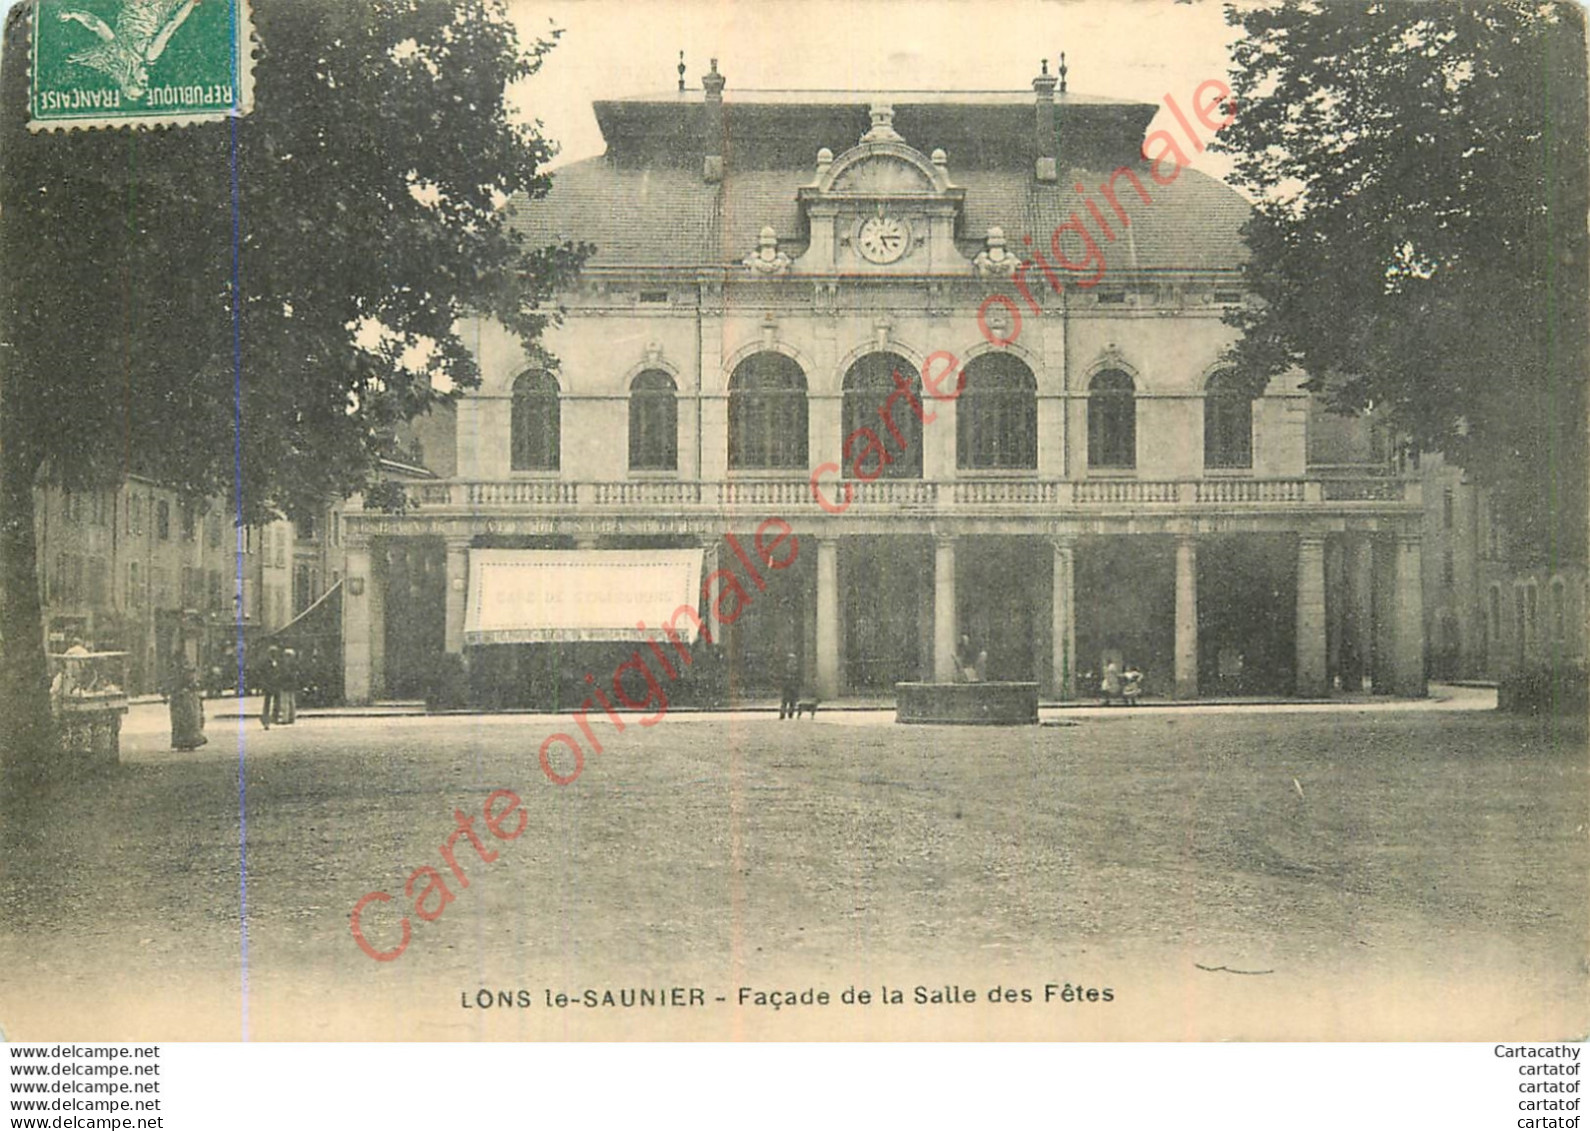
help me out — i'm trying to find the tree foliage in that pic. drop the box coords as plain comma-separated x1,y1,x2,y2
1215,0,1588,563
0,0,585,773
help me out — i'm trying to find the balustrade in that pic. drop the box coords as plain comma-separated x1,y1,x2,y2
364,476,1407,513
1195,480,1307,504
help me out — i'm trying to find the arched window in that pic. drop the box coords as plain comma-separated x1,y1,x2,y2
1204,370,1255,469
1552,577,1567,643
510,370,560,471
1088,369,1136,469
958,354,1037,470
628,370,678,471
729,353,807,470
843,353,922,479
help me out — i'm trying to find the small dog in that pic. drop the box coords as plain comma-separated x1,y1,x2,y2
793,697,819,719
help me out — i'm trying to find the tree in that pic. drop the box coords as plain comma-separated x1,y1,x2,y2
1215,0,1588,565
0,0,585,780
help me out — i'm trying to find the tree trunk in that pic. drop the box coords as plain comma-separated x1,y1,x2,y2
0,7,56,790
0,440,52,786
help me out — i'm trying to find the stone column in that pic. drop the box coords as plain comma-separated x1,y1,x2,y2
1174,534,1198,699
368,543,386,701
803,575,819,690
1051,536,1076,699
343,540,373,705
933,535,958,682
815,538,841,699
1392,533,1427,696
1295,534,1328,696
444,538,470,655
702,538,725,644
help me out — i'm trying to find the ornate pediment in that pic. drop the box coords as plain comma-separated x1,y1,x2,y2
829,154,937,196
807,105,956,200
794,103,965,275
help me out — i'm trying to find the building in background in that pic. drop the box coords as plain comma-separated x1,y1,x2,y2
33,478,344,696
1420,454,1586,683
338,61,1429,707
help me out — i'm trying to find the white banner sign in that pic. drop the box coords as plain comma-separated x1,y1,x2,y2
464,549,704,645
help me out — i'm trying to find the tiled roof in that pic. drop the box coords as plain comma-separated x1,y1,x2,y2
509,158,1248,273
507,93,1250,273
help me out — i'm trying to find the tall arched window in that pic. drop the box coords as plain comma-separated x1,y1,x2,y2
1088,369,1136,469
1204,369,1255,468
1552,577,1567,643
729,353,807,470
958,354,1037,470
843,353,922,479
629,370,678,471
510,370,560,471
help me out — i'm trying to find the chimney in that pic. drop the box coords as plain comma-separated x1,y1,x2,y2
1032,59,1058,183
702,58,725,183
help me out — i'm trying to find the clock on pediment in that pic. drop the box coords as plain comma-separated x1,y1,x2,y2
790,102,965,275
856,212,911,264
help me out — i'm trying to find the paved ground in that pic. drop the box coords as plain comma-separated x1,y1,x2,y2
0,690,1584,1040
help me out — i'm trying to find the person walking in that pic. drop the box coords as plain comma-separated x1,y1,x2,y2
779,651,800,720
260,645,282,729
280,648,299,725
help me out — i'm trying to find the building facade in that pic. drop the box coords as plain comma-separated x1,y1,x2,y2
1420,454,1586,682
341,65,1427,706
33,479,345,695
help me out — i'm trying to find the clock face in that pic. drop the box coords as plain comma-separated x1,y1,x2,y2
856,215,910,264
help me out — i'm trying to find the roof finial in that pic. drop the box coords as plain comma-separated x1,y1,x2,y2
677,50,686,93
862,101,901,143
1058,52,1068,94
1041,58,1049,76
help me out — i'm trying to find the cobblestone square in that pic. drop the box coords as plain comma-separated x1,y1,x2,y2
0,695,1583,1039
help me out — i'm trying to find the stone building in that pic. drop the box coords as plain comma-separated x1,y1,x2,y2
34,479,242,694
1420,455,1586,682
32,478,345,695
340,63,1426,706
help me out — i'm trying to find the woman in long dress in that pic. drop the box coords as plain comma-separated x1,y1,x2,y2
169,659,208,751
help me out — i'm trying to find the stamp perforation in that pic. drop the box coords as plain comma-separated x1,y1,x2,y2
25,0,257,133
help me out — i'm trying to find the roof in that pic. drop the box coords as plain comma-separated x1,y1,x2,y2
507,91,1250,274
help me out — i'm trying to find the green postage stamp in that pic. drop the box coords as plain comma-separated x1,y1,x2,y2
29,0,254,130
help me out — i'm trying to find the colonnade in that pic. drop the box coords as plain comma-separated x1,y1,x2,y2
343,529,1426,703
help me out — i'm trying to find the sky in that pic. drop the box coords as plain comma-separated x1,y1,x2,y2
0,0,1243,177
506,0,1243,175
